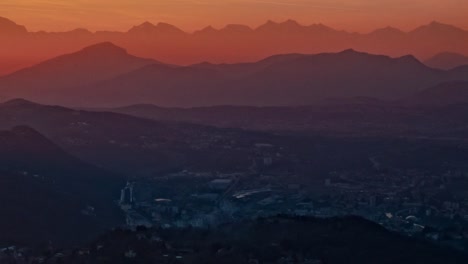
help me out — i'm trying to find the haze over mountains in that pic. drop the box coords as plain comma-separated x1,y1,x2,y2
1,42,468,107
106,82,468,140
425,52,468,70
411,81,468,106
0,99,271,176
2,0,468,253
4,90,468,252
0,42,157,102
1,16,468,75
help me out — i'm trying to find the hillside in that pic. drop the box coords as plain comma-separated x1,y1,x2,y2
32,216,468,264
0,99,276,176
0,126,124,246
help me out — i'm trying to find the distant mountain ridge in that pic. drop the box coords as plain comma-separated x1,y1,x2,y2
128,21,188,36
411,81,468,105
1,17,468,75
425,52,468,70
0,42,159,101
2,43,467,107
0,17,27,35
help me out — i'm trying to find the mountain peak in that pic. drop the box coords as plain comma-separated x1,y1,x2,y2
256,20,279,31
335,49,376,58
0,16,27,34
411,21,466,34
281,19,300,26
156,22,184,32
69,28,93,35
79,42,128,56
193,26,219,36
199,25,217,32
222,24,253,33
339,48,359,54
370,26,405,35
128,21,156,33
397,54,423,65
204,25,216,31
429,21,447,27
256,19,307,33
427,21,462,30
1,98,39,107
135,21,155,28
129,21,185,35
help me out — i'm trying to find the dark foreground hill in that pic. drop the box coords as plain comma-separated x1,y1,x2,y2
30,216,468,264
0,126,124,246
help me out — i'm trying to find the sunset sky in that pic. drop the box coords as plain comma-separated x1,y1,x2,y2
1,0,468,33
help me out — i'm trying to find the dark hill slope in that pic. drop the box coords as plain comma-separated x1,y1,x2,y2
0,126,124,246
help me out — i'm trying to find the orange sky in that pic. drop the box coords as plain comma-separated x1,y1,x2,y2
1,0,468,33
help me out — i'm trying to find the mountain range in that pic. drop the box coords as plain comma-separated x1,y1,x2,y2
3,14,468,255
1,42,468,107
411,81,468,105
105,81,468,139
4,98,468,193
1,17,468,75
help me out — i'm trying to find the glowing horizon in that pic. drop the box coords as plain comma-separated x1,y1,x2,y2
1,0,468,33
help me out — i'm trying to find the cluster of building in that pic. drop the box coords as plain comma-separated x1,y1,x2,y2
117,160,468,251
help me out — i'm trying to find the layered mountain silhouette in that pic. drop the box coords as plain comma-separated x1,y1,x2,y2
0,17,27,35
0,99,271,176
128,21,188,36
410,21,467,40
1,17,468,75
8,99,468,181
0,42,158,102
2,43,468,107
0,126,123,246
425,52,468,70
411,81,468,105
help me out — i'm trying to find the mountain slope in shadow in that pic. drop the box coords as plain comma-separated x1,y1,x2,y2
0,126,124,246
